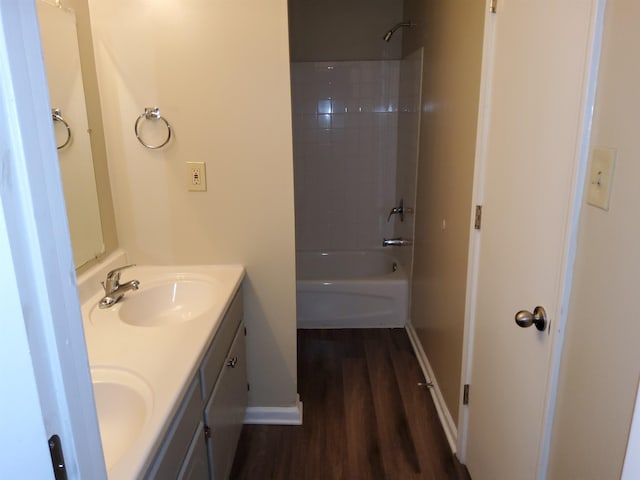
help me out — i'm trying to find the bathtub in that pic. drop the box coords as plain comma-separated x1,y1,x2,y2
296,250,408,328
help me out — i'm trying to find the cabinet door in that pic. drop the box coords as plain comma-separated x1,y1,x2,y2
145,377,203,480
204,325,248,480
178,422,209,480
200,292,243,401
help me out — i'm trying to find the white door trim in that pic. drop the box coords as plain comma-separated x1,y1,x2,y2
0,1,105,477
456,1,496,462
622,378,640,479
457,0,607,476
535,1,607,473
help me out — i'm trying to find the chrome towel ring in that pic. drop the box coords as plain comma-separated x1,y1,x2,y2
52,108,71,150
134,107,172,149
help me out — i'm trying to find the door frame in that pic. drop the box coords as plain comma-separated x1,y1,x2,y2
0,1,105,477
622,378,640,479
456,0,607,476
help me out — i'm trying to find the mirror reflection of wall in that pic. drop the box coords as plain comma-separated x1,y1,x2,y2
37,0,104,268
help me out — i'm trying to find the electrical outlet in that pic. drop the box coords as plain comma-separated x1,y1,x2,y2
186,162,206,192
586,147,615,210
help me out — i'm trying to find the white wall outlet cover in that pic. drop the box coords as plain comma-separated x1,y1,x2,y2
186,162,206,192
586,146,615,211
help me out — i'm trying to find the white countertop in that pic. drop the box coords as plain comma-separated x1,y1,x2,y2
78,254,244,479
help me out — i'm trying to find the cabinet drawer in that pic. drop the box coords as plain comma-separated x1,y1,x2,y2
145,377,202,480
205,325,248,480
200,290,243,401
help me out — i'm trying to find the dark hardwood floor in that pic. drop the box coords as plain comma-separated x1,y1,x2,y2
230,329,471,480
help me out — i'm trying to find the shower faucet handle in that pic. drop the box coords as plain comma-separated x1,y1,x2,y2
387,198,405,222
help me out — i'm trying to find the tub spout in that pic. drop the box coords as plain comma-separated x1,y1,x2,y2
382,238,413,247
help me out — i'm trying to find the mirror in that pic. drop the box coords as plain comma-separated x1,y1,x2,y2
37,1,104,268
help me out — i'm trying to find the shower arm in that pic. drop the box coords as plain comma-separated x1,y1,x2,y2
383,21,414,42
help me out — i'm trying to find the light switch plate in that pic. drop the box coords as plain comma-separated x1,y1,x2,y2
586,146,615,211
186,162,206,192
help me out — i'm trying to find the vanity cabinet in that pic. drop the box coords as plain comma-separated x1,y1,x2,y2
144,289,247,480
204,324,248,480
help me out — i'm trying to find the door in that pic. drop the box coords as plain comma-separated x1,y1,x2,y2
0,2,106,477
464,1,601,478
0,200,54,479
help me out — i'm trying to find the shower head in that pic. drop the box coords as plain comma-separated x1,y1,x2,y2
383,21,414,42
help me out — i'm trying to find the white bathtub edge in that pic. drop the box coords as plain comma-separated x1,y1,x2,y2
405,323,458,454
244,396,303,425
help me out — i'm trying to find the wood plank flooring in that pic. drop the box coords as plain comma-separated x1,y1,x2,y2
230,329,471,480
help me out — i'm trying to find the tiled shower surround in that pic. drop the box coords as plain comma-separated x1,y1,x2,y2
291,61,400,251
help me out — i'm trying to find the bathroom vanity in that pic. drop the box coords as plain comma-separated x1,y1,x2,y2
78,255,247,479
144,290,247,479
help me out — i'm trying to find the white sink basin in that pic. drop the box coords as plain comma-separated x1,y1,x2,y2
79,261,246,479
118,277,218,327
91,367,153,470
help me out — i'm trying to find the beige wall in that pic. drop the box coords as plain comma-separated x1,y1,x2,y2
548,1,640,476
65,0,118,273
288,0,403,61
88,0,298,408
402,0,485,421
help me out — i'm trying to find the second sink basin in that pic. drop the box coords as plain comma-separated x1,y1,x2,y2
91,367,153,470
117,276,218,327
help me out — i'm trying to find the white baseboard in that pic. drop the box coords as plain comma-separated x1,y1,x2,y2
297,320,406,329
405,324,458,454
244,396,303,425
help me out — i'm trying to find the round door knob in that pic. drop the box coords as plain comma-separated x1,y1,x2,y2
515,306,548,331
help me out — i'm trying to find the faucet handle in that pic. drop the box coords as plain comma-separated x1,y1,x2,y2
104,264,136,291
106,264,136,279
387,198,405,222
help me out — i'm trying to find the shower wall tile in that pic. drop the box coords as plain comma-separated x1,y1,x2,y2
291,60,400,251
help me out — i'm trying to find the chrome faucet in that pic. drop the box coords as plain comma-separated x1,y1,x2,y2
382,238,413,247
99,264,140,309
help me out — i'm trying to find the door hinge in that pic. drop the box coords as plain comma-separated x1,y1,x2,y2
490,0,497,14
247,382,250,391
204,425,212,441
244,326,247,336
463,384,470,405
48,435,68,480
474,205,482,230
